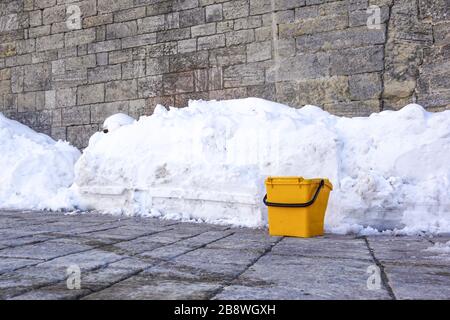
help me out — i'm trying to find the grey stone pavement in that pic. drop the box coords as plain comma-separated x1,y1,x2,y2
0,210,449,300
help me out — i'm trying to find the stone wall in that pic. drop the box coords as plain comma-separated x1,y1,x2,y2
0,0,449,148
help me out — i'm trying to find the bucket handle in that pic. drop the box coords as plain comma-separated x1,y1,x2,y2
263,180,324,208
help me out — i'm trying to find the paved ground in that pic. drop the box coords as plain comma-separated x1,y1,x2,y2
0,210,449,300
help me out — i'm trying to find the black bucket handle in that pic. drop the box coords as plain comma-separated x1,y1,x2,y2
263,179,324,208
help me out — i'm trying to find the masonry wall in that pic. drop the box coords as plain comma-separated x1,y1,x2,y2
0,0,449,148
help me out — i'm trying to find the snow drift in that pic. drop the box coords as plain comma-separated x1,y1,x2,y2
0,113,80,210
73,98,450,234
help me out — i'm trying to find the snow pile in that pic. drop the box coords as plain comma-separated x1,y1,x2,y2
0,113,80,210
73,98,450,234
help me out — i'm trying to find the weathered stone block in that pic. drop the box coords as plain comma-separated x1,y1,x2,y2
209,87,248,100
137,15,165,34
56,88,77,107
224,63,265,87
173,0,199,11
105,79,138,102
166,12,180,29
98,0,134,14
217,20,234,33
77,83,105,105
36,34,64,52
65,28,97,47
87,40,121,53
209,46,247,66
178,38,197,53
61,105,90,126
29,25,51,38
163,71,194,95
18,92,38,112
349,73,382,100
226,29,255,46
191,23,216,38
223,0,249,19
267,53,329,82
29,10,42,27
42,5,65,25
83,14,114,28
157,28,191,42
109,49,133,64
198,34,226,50
106,21,137,40
87,65,121,83
122,33,157,49
275,0,305,10
138,75,164,98
169,51,209,72
194,69,208,92
279,14,348,38
247,41,271,62
65,55,97,71
206,4,223,23
146,57,169,76
23,63,51,91
247,83,276,101
330,45,384,76
249,0,272,15
234,16,262,30
114,7,146,23
296,26,386,52
122,60,146,79
180,8,205,28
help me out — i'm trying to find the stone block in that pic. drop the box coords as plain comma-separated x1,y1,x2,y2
87,40,121,53
198,34,226,50
349,73,382,100
146,57,169,76
223,0,249,20
36,34,64,52
105,79,138,102
223,63,265,87
114,7,146,23
137,75,164,98
23,63,51,91
106,21,138,40
61,105,91,126
267,53,329,82
77,83,105,105
191,23,216,38
209,46,247,66
83,14,114,28
180,8,205,28
163,72,194,95
137,15,165,34
122,33,157,49
156,28,191,42
330,45,384,76
169,51,209,72
65,28,97,47
122,60,146,79
226,29,254,46
279,14,348,38
249,0,272,15
87,65,122,83
178,39,197,53
247,41,271,62
206,4,223,23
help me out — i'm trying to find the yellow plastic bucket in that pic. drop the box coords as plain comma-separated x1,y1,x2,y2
264,177,333,238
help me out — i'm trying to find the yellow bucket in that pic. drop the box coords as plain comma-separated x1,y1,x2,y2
264,177,333,238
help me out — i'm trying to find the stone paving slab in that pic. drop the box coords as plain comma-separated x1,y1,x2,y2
0,211,449,300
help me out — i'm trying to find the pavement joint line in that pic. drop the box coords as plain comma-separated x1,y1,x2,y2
76,228,235,299
6,226,181,299
363,236,397,300
208,236,284,300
